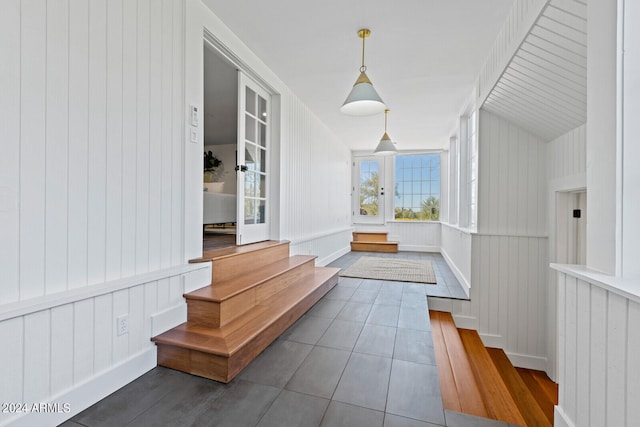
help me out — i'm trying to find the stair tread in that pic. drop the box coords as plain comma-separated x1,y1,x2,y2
429,311,463,413
186,255,316,302
189,240,289,263
487,348,552,427
153,267,340,356
353,231,388,235
458,329,527,426
351,241,398,245
433,311,489,418
515,367,558,425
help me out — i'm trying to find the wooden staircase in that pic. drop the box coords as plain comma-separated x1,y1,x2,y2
152,241,340,383
350,231,398,253
429,310,558,427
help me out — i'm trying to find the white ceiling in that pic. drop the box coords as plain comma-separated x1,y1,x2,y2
202,0,515,151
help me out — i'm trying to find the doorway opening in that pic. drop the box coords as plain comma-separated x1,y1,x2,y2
555,189,587,265
202,44,238,251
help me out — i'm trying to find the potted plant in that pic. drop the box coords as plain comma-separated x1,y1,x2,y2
203,151,222,183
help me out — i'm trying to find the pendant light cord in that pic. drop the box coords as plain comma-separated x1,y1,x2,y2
360,34,367,72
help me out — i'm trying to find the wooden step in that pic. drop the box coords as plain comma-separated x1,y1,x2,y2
429,311,463,413
515,367,558,425
487,348,551,427
458,329,527,426
352,231,390,242
429,311,488,418
185,255,317,327
190,240,291,282
350,241,399,253
152,267,339,383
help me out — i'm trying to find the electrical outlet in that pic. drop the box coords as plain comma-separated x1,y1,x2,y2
116,315,129,336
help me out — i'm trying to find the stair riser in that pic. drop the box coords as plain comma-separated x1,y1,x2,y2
352,232,389,242
211,243,290,282
156,344,230,383
158,272,339,383
187,259,316,327
350,242,398,253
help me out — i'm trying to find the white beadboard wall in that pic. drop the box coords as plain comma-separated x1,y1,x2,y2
477,110,547,236
440,224,472,291
554,267,640,427
0,0,185,304
280,93,352,264
438,110,550,370
548,124,586,183
0,263,211,427
546,124,586,379
0,1,196,424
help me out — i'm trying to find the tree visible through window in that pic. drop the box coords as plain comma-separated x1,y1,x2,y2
394,153,440,220
359,160,379,216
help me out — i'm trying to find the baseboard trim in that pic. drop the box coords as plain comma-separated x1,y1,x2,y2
4,348,156,427
452,314,478,330
554,406,575,427
504,351,548,372
478,332,504,348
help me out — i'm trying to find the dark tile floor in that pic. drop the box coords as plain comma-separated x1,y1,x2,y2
61,251,518,427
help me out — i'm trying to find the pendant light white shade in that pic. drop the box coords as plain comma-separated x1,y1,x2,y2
341,29,385,116
341,72,386,116
374,110,397,155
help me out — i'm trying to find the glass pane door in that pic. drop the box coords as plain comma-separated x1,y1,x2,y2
237,72,270,244
353,156,385,224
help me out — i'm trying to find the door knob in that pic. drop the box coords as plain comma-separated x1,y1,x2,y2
235,165,248,172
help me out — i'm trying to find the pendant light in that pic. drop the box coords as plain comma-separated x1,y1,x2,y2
341,28,386,116
374,109,397,155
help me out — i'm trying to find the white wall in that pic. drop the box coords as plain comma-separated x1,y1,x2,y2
0,0,354,424
280,93,352,263
622,0,640,279
554,267,640,427
439,110,550,371
0,1,203,424
586,0,619,275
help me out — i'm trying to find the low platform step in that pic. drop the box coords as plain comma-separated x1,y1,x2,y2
352,231,390,242
152,267,339,383
350,241,399,253
185,255,317,327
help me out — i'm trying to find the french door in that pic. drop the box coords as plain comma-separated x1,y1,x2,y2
236,72,270,245
353,156,385,224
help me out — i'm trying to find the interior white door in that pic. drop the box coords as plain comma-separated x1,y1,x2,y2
353,156,385,224
236,72,270,245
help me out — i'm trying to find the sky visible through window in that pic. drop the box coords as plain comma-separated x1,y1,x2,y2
394,153,440,220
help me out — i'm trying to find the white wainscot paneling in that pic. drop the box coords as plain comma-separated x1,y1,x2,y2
440,224,472,291
0,264,210,427
554,266,640,427
470,235,548,369
387,221,441,253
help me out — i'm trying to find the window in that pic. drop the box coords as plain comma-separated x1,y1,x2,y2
359,159,379,216
394,153,440,221
468,111,478,229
